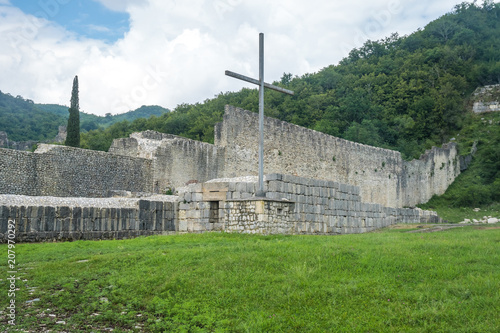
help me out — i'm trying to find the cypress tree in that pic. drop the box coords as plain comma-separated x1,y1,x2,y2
65,75,80,147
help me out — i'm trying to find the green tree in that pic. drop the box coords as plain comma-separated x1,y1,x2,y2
65,75,80,147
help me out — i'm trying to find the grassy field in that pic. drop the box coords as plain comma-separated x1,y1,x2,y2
1,226,499,332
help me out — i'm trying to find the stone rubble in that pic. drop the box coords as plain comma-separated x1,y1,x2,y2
459,216,499,224
0,194,177,208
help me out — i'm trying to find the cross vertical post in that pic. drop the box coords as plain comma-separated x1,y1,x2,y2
257,33,265,197
225,33,294,197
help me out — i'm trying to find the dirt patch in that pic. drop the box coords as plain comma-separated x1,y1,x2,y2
386,224,421,230
406,225,464,233
473,226,500,230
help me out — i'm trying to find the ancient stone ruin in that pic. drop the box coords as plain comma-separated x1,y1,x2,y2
1,105,468,242
472,84,500,113
0,126,67,151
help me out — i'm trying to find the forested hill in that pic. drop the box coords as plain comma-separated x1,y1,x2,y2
36,104,168,131
81,1,500,159
0,90,169,142
0,92,63,142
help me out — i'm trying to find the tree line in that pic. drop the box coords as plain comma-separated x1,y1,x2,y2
80,1,500,160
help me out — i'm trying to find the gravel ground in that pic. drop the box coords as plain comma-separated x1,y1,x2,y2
206,176,259,183
0,194,178,208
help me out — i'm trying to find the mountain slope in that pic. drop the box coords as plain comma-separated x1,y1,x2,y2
0,92,169,144
37,104,169,131
0,91,65,141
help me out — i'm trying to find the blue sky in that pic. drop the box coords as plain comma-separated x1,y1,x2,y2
0,0,470,115
10,0,129,42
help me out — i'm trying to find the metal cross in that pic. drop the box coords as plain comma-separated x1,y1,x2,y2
225,33,294,197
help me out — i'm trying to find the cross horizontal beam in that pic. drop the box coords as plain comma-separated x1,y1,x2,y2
225,70,294,96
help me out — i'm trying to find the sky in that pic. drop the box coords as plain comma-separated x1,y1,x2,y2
0,0,469,116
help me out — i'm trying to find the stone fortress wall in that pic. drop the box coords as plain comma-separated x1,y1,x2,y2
216,106,461,208
108,131,225,194
1,174,440,242
1,105,463,208
0,144,153,197
0,104,469,242
177,174,440,236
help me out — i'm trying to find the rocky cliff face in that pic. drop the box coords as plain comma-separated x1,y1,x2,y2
472,84,500,113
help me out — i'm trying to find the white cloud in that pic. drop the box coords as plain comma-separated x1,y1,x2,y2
0,0,463,116
93,0,149,12
86,24,112,33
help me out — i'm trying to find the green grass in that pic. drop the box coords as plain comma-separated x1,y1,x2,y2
1,229,500,332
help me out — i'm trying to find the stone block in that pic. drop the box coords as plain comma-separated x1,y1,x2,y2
266,173,282,181
282,174,297,184
8,206,18,220
188,183,203,193
179,203,192,210
139,200,150,211
268,181,281,192
246,182,256,193
241,192,252,199
235,182,247,193
192,193,203,202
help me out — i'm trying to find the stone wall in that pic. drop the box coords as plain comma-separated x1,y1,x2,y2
0,173,442,242
0,149,37,195
472,84,500,113
0,196,177,243
1,105,464,208
401,143,461,206
215,105,461,208
109,131,225,192
0,144,153,197
224,199,295,234
473,101,500,113
177,174,441,235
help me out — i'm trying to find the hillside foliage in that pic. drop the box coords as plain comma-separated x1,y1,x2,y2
0,91,63,142
80,1,500,160
37,104,168,132
0,92,168,143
